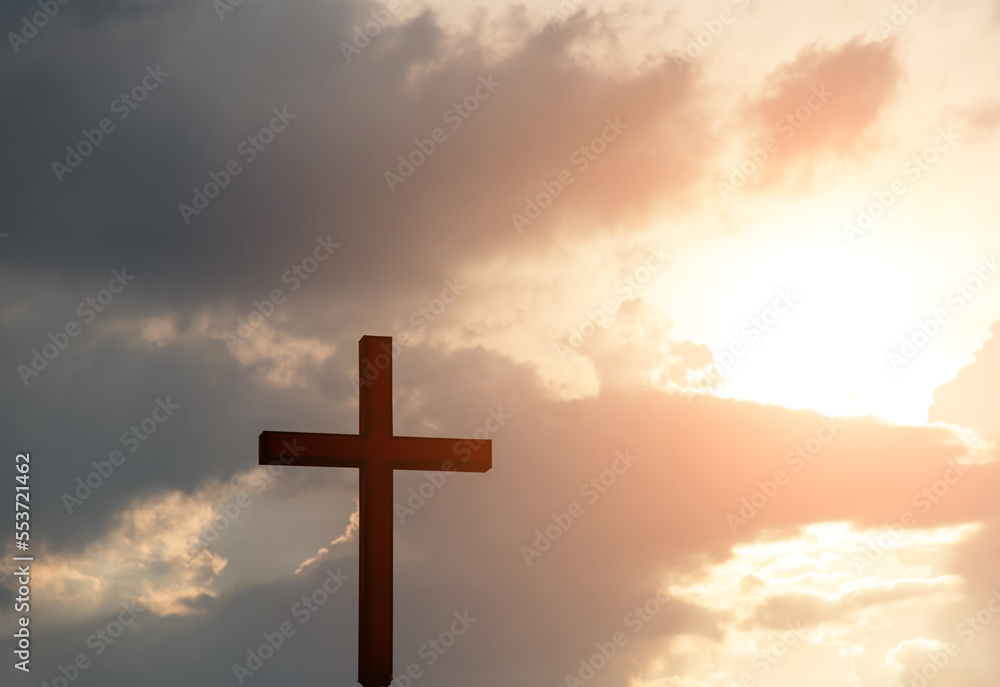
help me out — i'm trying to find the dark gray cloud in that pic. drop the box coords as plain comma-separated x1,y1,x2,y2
0,0,704,311
0,0,708,555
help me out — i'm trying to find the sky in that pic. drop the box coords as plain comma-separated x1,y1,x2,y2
1,0,1000,686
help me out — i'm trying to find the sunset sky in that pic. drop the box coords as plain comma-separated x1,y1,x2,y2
1,0,1000,686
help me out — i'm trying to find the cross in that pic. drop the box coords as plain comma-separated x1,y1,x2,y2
258,335,491,687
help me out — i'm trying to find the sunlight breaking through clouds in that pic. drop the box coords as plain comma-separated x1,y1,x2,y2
635,522,981,687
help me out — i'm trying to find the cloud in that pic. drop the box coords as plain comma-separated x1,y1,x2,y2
31,484,230,626
748,576,960,631
5,327,999,686
929,321,1000,440
575,298,713,392
741,36,903,190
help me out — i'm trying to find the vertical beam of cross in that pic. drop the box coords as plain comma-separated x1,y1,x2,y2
359,336,393,685
259,335,492,687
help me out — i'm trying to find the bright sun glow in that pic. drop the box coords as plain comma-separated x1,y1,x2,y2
649,205,985,425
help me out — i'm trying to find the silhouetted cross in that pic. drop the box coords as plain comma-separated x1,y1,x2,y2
259,335,491,687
